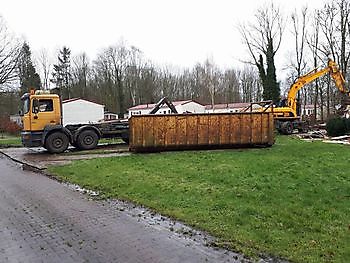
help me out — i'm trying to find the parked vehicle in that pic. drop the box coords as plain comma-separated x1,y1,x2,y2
20,90,129,153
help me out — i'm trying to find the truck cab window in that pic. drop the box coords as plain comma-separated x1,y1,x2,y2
33,99,53,113
23,98,30,114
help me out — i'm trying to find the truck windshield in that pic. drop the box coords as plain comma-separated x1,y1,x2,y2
23,98,30,114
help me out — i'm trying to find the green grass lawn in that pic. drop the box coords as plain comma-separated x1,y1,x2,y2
48,136,350,262
0,134,21,147
98,138,125,144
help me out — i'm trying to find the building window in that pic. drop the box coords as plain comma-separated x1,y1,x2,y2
306,109,313,115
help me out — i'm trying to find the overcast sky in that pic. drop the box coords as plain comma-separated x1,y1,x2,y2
1,0,327,74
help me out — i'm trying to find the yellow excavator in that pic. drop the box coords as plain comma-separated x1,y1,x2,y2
273,59,350,134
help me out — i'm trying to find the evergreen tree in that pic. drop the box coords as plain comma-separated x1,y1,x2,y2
51,46,71,99
259,40,280,102
18,42,41,94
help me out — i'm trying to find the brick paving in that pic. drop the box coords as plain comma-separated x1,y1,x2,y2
0,154,247,263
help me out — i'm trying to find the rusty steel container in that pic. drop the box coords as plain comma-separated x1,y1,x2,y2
129,111,274,152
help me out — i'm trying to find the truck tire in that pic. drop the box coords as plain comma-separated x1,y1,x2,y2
45,132,69,153
77,130,99,150
297,121,309,133
281,121,293,135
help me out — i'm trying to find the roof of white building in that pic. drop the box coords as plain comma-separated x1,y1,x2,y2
205,102,250,110
128,100,203,111
62,98,104,106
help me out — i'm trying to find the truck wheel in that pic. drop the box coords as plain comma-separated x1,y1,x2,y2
77,130,98,150
298,122,309,133
45,132,69,153
281,121,293,135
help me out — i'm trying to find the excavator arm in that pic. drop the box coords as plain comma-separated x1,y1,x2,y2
271,59,349,135
286,59,349,116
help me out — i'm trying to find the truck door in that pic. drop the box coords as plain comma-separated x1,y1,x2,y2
21,96,31,131
30,98,56,131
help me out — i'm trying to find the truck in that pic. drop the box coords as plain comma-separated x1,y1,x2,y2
20,90,129,153
272,59,350,134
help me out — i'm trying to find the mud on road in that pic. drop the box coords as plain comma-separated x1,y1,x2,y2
0,143,130,170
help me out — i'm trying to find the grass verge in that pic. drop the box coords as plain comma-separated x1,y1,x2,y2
48,136,350,262
0,134,21,147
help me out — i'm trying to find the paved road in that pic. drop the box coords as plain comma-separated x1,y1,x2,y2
0,154,244,263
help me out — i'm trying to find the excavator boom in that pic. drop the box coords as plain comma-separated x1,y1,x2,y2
273,59,349,134
277,59,349,118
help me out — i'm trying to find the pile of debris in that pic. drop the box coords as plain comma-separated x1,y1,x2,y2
295,130,327,140
295,130,350,145
323,135,350,145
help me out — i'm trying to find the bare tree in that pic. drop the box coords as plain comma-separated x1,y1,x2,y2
290,7,309,117
37,48,52,90
125,46,143,106
71,53,89,98
240,3,284,102
317,0,350,116
319,0,350,76
202,58,220,110
222,69,240,103
240,66,262,103
0,16,21,90
307,10,325,121
108,44,128,117
138,64,157,104
93,42,130,116
291,7,308,76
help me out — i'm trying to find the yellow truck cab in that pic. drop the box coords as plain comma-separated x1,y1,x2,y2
21,90,62,148
21,90,129,153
